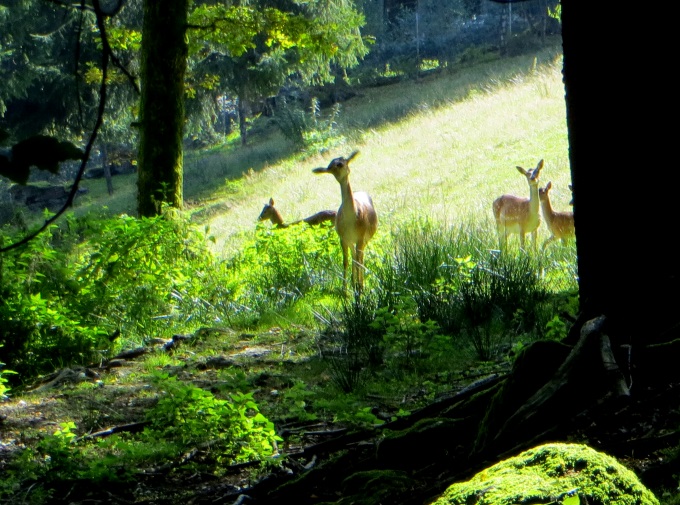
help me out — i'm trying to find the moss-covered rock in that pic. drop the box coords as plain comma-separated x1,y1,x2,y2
431,443,659,505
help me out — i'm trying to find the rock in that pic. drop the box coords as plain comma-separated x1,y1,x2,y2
430,443,658,505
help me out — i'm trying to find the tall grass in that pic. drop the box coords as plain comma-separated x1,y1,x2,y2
378,218,576,357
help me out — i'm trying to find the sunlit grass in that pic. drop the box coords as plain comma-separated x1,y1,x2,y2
202,44,570,260
67,42,569,265
142,353,183,372
53,44,575,345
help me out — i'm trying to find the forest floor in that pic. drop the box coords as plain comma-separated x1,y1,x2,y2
1,326,679,505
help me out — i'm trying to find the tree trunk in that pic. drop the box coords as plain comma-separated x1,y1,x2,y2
562,0,679,345
137,0,188,217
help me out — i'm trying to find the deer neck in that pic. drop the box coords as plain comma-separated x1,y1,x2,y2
270,209,285,227
529,184,540,216
539,195,554,225
339,179,357,216
521,183,540,230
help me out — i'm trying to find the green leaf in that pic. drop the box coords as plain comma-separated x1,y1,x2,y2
562,494,579,505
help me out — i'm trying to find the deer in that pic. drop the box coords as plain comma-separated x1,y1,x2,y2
538,181,575,249
492,159,544,251
312,151,378,293
257,197,337,228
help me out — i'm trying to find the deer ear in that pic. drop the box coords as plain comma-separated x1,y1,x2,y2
269,197,275,205
546,181,552,190
516,166,528,175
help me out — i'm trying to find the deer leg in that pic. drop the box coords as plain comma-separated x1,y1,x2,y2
355,242,365,291
341,243,350,292
350,245,360,292
497,224,506,250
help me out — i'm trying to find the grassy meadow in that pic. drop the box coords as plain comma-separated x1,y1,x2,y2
200,46,570,258
73,40,571,261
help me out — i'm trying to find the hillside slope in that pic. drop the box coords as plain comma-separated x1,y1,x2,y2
198,48,570,258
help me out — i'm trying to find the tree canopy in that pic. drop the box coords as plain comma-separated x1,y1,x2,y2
0,0,371,215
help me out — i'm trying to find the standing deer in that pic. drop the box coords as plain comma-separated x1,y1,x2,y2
257,197,337,228
312,151,378,292
538,181,575,249
492,159,544,250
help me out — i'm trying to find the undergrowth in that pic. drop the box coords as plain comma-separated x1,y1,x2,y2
0,186,578,504
1,208,577,385
0,372,281,501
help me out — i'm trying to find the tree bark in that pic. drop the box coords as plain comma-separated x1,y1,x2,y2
137,0,188,217
562,0,679,345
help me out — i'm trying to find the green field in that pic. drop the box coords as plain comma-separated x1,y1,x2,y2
73,39,570,259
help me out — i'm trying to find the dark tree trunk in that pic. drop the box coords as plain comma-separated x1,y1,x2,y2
562,0,679,345
137,0,188,217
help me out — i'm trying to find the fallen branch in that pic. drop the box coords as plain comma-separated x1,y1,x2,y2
81,421,151,440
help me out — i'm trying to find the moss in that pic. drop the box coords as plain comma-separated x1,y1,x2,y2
443,380,503,419
431,443,659,505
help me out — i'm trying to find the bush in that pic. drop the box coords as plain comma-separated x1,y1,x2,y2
228,222,339,314
146,372,282,465
0,210,233,381
273,97,345,153
0,222,109,381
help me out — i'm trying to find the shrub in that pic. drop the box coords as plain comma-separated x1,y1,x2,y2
146,372,282,463
0,222,110,380
0,210,234,381
273,96,345,153
228,222,339,314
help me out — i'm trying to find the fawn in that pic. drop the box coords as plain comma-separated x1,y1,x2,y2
538,181,575,249
257,197,337,228
492,159,544,250
312,151,378,292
